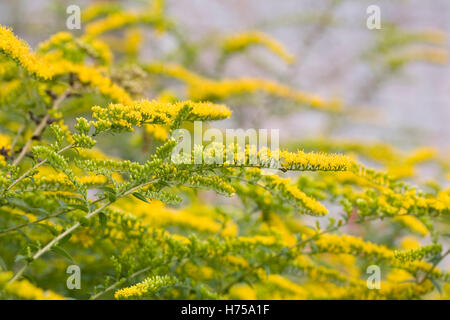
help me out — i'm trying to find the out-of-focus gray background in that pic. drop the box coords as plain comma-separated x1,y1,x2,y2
0,0,449,150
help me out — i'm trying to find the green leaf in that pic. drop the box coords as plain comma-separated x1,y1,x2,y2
69,204,89,212
99,186,116,194
132,192,151,204
36,223,59,236
14,254,26,263
98,212,107,230
310,241,319,253
16,229,32,243
51,245,74,263
6,197,49,216
0,256,7,271
59,233,72,245
430,278,442,295
79,216,90,227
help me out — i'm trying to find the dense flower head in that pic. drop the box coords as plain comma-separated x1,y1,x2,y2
280,150,353,171
0,26,53,79
91,100,231,132
114,275,177,300
261,173,329,216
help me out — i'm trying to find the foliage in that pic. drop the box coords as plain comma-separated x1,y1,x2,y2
0,0,449,300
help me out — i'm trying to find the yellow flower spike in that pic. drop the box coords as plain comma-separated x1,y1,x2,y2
85,12,140,38
393,215,429,236
264,275,307,299
222,30,296,64
145,124,169,141
404,147,436,165
0,26,131,103
0,26,53,79
92,100,231,132
82,1,123,22
400,236,420,250
46,58,133,104
114,275,177,300
280,150,353,171
228,284,257,300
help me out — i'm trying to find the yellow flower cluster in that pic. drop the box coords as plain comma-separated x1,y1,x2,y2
145,62,204,84
145,63,341,111
378,188,449,216
19,172,107,189
92,100,231,131
145,124,169,141
82,1,122,22
387,46,448,67
189,78,342,112
181,262,214,281
393,215,429,236
225,255,250,269
239,235,279,246
295,138,400,165
117,200,237,236
313,234,440,280
114,275,176,300
0,133,10,166
315,234,394,260
394,244,442,263
84,8,169,39
263,213,298,246
222,30,296,64
37,32,73,52
0,26,131,104
280,150,353,171
401,236,420,250
404,147,436,165
292,255,359,286
263,274,307,299
0,272,64,300
0,26,53,79
371,279,434,299
48,56,133,104
228,284,257,300
123,29,143,57
261,173,328,216
326,277,433,299
85,12,140,37
38,32,113,65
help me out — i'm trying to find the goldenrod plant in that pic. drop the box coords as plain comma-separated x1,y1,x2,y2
0,0,448,301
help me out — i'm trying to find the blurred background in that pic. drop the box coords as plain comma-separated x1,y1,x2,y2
0,0,449,164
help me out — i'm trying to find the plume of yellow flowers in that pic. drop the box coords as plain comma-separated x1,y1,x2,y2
114,275,177,300
222,30,296,64
91,100,232,132
0,26,53,79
